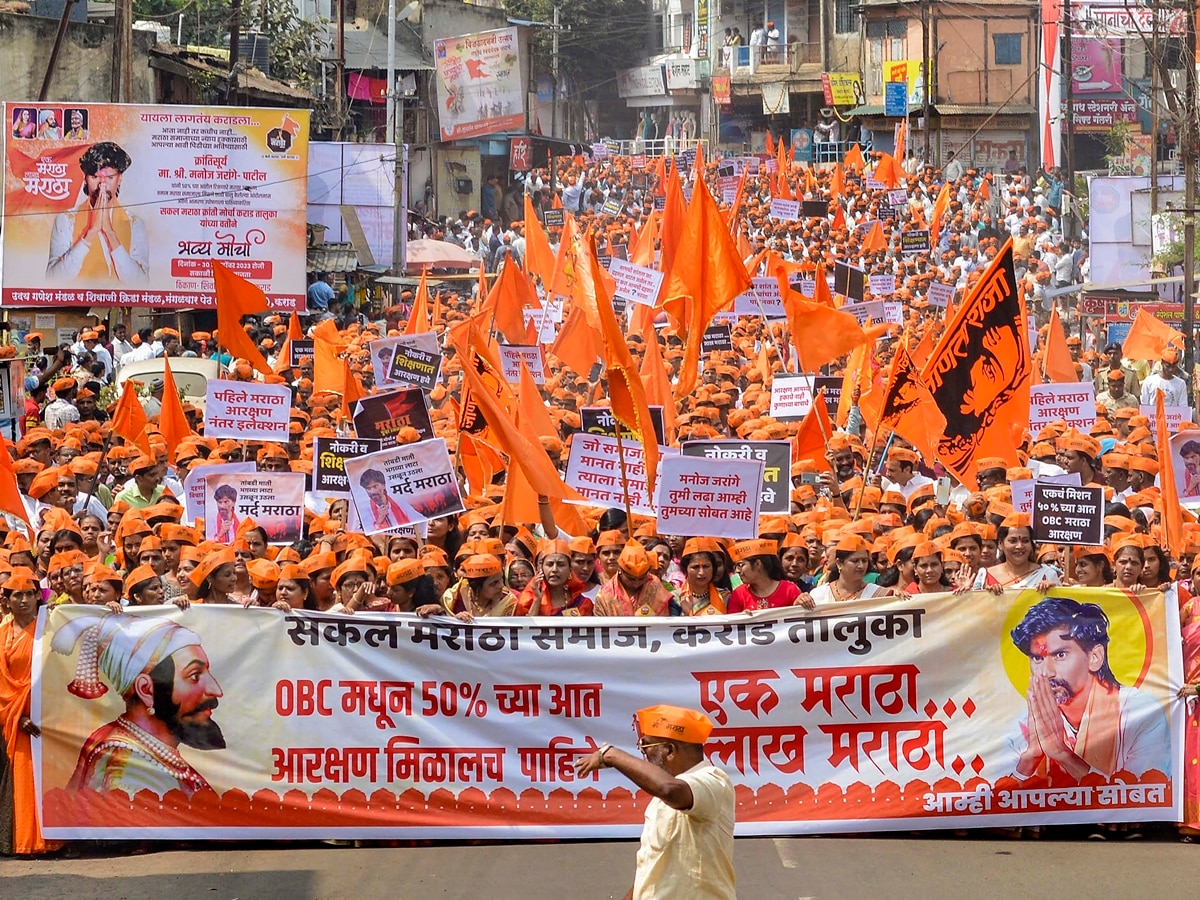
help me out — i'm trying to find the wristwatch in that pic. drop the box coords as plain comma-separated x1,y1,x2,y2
597,743,614,767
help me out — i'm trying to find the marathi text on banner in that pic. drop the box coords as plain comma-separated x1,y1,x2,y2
499,345,546,385
314,436,383,498
33,589,1182,838
342,437,464,533
434,28,525,140
203,471,305,545
1030,383,1097,431
204,381,292,440
2,102,307,310
564,433,660,514
372,333,443,391
653,455,761,538
680,439,792,514
353,387,436,448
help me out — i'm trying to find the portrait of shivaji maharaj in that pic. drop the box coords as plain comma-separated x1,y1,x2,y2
50,613,225,797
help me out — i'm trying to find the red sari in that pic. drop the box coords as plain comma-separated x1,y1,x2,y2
0,619,58,854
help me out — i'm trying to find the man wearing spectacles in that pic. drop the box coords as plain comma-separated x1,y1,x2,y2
574,704,735,899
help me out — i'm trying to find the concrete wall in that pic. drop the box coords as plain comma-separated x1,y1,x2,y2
0,14,157,104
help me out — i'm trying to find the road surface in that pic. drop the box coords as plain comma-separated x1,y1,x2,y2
2,833,1197,899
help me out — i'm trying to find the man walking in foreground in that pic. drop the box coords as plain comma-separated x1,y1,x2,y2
575,705,735,899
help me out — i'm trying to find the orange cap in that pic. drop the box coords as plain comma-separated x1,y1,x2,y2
635,704,714,744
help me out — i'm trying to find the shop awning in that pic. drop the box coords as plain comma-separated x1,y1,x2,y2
934,104,1036,116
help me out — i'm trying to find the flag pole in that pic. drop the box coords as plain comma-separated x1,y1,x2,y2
612,421,637,528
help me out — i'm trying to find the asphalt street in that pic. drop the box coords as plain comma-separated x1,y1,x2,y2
1,833,1196,900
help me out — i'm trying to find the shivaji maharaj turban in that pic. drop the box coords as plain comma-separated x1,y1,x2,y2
50,611,202,700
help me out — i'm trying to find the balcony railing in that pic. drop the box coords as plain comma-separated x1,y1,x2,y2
717,42,822,74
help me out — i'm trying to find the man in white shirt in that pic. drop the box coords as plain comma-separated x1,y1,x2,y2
575,705,735,900
881,446,936,500
1140,348,1189,407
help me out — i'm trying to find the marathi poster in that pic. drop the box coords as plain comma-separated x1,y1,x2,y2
33,588,1182,838
182,461,255,526
564,433,658,515
434,28,525,141
680,440,792,514
203,472,305,545
654,455,762,539
353,387,435,448
204,381,292,441
371,334,442,391
1029,383,1097,431
342,437,463,533
313,436,383,498
3,102,307,309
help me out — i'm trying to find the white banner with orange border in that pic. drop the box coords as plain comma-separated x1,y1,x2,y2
33,588,1182,838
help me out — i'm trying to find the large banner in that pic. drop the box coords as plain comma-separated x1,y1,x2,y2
434,28,525,141
3,102,307,309
33,589,1182,839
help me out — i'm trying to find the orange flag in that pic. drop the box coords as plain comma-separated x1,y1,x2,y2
111,380,151,454
548,213,579,299
629,209,659,267
340,356,364,421
0,449,30,528
523,192,556,283
211,260,273,376
1156,387,1185,558
793,389,834,474
864,341,946,464
843,143,866,173
873,153,902,189
1123,308,1185,361
404,269,432,334
658,158,688,277
272,312,304,375
639,321,677,444
550,305,603,382
454,325,583,502
837,340,874,427
662,175,753,398
581,236,659,500
812,262,836,308
861,220,888,254
781,273,869,372
483,258,539,344
158,357,194,450
765,130,775,157
979,177,991,201
830,204,846,231
829,163,844,201
1043,306,1078,383
726,164,750,228
930,182,952,247
459,432,504,498
920,239,1029,490
311,317,351,397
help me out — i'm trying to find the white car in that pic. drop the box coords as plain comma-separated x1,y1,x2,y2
116,357,222,408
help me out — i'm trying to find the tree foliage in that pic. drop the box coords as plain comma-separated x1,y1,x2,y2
503,0,650,94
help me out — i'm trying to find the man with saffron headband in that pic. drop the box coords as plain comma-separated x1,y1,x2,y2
574,704,735,899
1007,597,1170,782
593,540,673,617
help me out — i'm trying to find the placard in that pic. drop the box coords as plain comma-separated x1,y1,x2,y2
681,439,792,513
600,197,623,217
722,277,786,319
542,208,565,228
1032,483,1104,546
869,275,896,296
801,200,829,218
580,406,666,447
654,455,763,538
701,323,733,354
353,387,435,448
769,374,814,420
814,375,842,415
204,381,292,441
1139,404,1193,437
343,437,464,532
371,334,443,390
901,230,932,254
564,433,657,514
833,262,865,302
182,461,255,526
607,258,665,307
289,339,314,368
926,282,955,308
204,471,306,544
314,436,383,498
769,198,800,221
499,344,545,385
1029,383,1097,431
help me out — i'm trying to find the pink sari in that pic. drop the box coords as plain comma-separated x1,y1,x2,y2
1182,598,1200,829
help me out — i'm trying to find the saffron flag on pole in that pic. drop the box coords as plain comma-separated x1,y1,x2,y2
110,380,151,454
863,340,946,465
210,260,273,377
920,238,1030,490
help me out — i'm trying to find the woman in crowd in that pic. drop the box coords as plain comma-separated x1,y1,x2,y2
676,538,728,616
907,542,949,594
810,536,888,605
729,539,815,611
517,539,592,616
971,514,1059,592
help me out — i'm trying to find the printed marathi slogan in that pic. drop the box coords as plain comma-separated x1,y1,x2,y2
204,472,305,544
204,381,292,441
33,588,1181,839
342,437,464,534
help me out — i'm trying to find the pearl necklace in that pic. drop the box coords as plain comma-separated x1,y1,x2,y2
114,716,209,792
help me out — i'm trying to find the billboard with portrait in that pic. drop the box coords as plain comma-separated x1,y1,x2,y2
3,102,308,309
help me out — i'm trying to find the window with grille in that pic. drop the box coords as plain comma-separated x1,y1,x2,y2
993,33,1022,65
835,0,858,34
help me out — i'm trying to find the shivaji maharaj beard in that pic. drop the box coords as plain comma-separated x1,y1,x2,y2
150,656,227,750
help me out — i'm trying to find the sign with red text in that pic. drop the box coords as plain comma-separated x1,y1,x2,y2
353,387,435,449
1029,382,1097,431
203,471,305,545
342,437,464,533
434,28,525,140
33,590,1182,838
2,102,307,309
499,344,545,385
607,258,664,307
655,454,762,539
204,381,292,441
